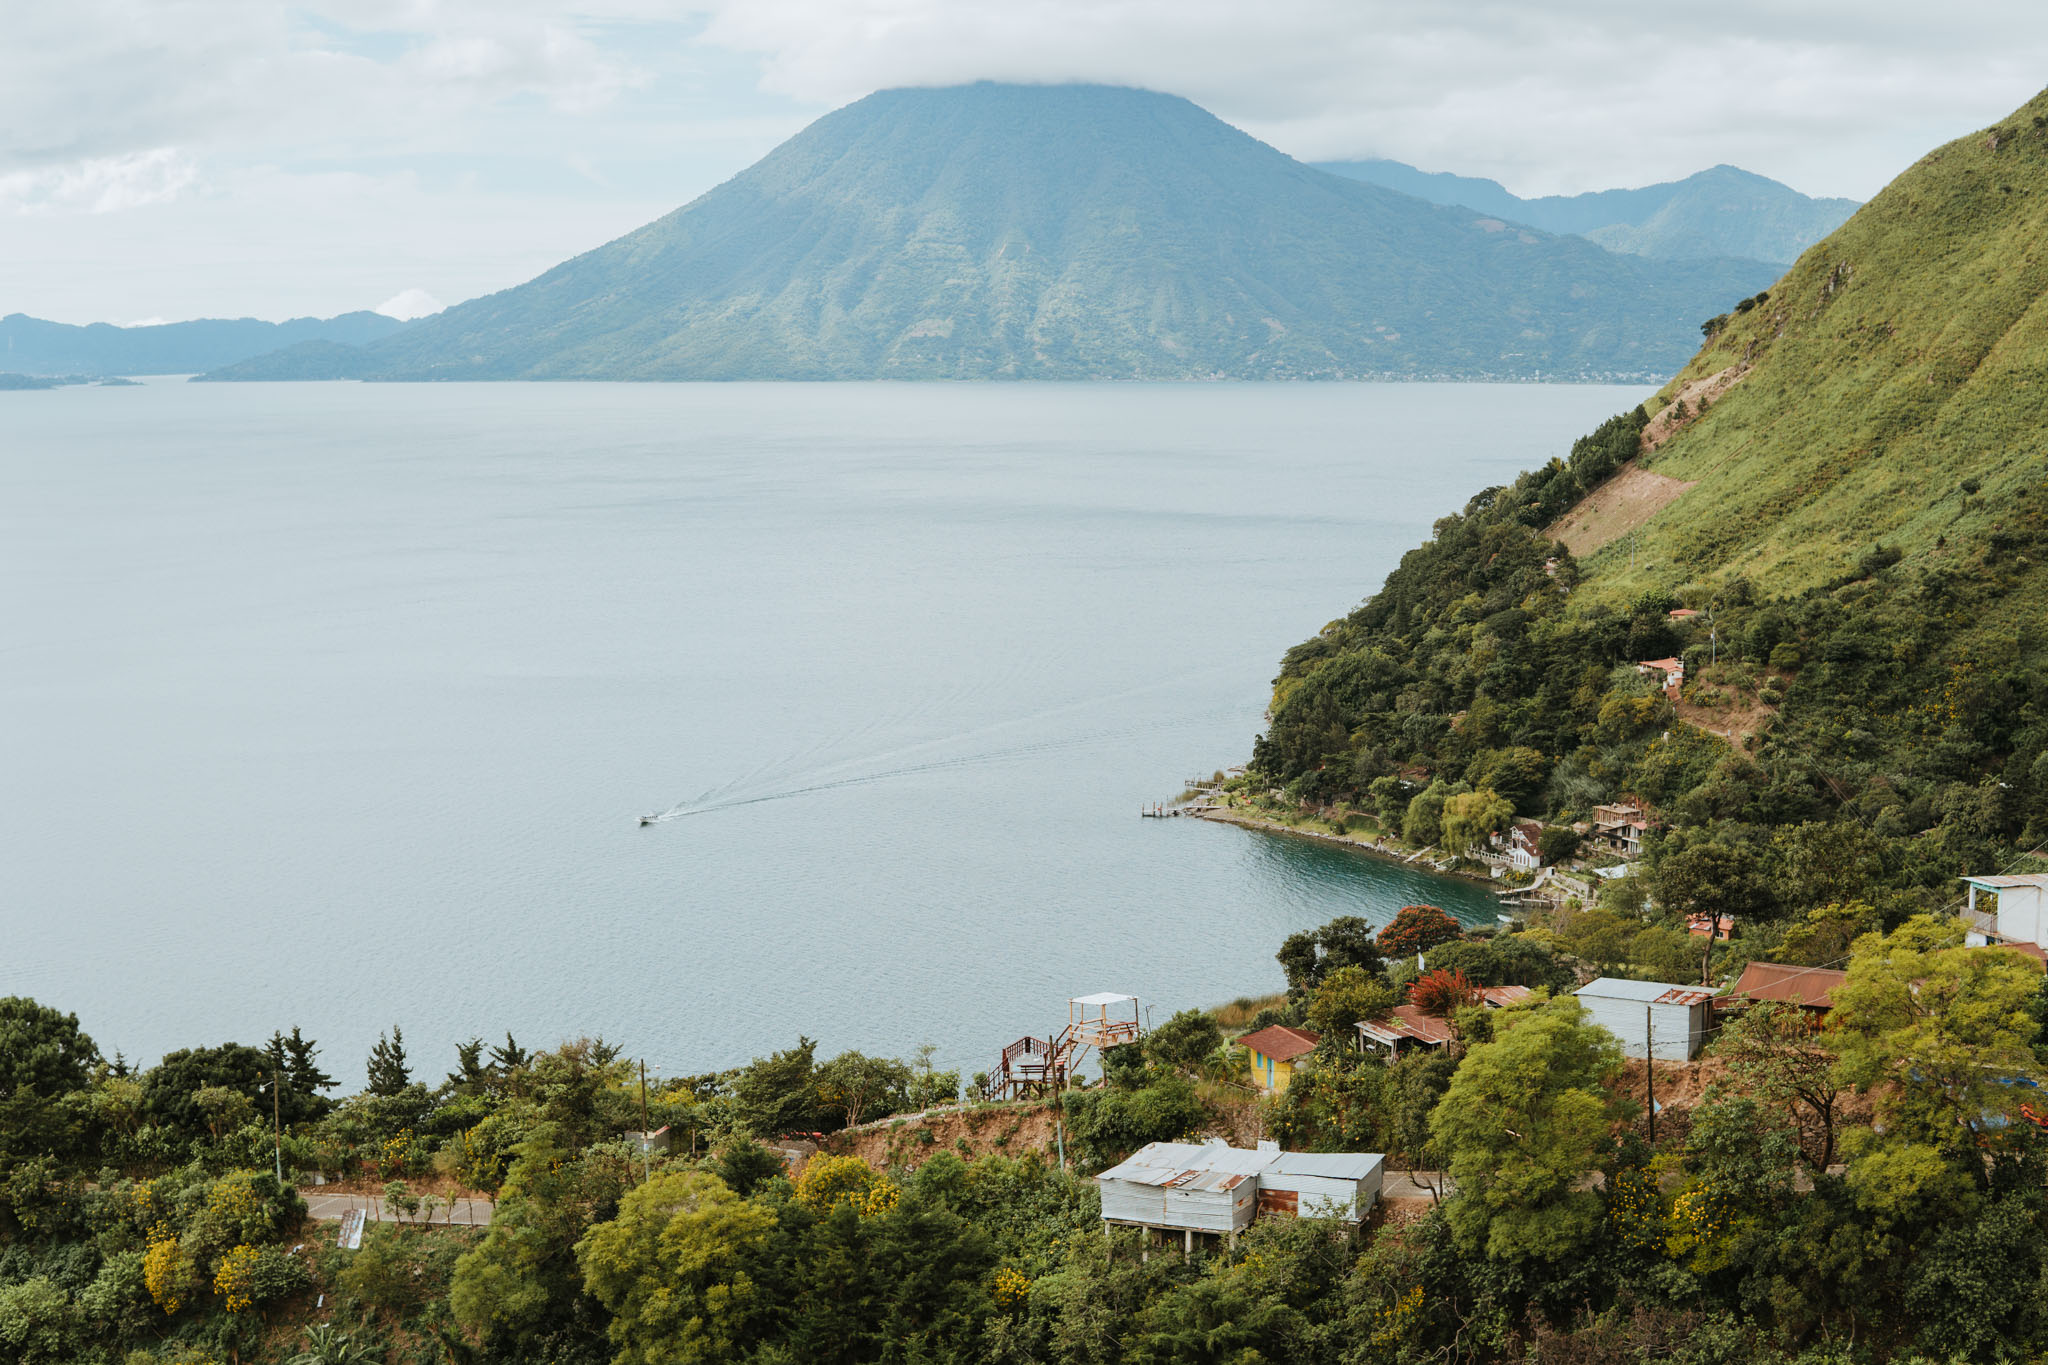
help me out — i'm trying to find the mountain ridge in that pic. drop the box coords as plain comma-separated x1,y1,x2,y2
202,83,1777,383
0,311,408,377
1313,159,1859,266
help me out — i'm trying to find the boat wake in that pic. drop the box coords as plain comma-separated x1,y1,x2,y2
637,667,1240,826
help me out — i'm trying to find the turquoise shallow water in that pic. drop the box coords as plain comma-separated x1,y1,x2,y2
0,379,1646,1082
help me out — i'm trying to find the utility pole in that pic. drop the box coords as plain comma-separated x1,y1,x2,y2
1644,1006,1656,1144
271,1066,283,1185
639,1060,651,1184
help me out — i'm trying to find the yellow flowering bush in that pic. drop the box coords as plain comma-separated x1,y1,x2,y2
380,1127,416,1177
992,1266,1031,1309
1667,1182,1737,1269
1606,1166,1667,1253
794,1154,877,1211
861,1177,900,1218
1368,1286,1425,1352
213,1243,260,1313
143,1223,193,1315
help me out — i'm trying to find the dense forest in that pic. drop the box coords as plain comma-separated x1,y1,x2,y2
7,882,2048,1364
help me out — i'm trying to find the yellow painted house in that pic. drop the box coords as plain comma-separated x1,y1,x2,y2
1237,1024,1320,1095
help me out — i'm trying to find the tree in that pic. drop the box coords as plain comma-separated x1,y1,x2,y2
265,1028,334,1117
488,1033,529,1074
575,1171,774,1365
1830,916,2044,1149
1718,1002,1845,1169
1467,747,1548,809
730,1037,821,1137
1276,916,1385,992
813,1051,911,1130
1536,825,1582,864
1377,905,1464,959
1443,788,1515,853
445,1037,489,1093
1776,900,1881,967
708,1139,787,1197
1062,1076,1205,1169
1144,1010,1222,1074
450,1132,633,1350
1429,997,1625,1262
1652,841,1777,924
143,1042,314,1139
1304,966,1396,1039
365,1026,410,1097
0,998,97,1099
1402,781,1452,846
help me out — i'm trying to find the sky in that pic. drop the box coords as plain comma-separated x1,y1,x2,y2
4,1,2045,325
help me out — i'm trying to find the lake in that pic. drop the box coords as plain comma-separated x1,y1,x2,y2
0,379,1647,1085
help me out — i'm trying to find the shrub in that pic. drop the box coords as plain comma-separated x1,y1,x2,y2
1410,969,1480,1018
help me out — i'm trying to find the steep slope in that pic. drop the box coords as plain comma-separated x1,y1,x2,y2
1251,89,2048,912
0,311,407,376
1315,160,1857,265
210,84,1774,383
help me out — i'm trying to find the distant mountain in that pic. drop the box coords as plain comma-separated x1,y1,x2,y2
206,83,1777,384
1313,160,1859,266
0,311,409,377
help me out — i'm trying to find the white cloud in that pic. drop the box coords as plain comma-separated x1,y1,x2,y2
6,1,2048,319
0,148,199,215
375,288,446,319
691,0,2048,198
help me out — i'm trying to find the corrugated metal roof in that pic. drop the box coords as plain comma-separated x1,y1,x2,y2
1097,1141,1276,1184
1267,1152,1383,1180
1477,985,1532,1007
1071,992,1138,1005
1359,1005,1455,1046
1577,977,1704,1003
1962,875,2048,890
1731,961,1845,1009
1654,987,1716,1006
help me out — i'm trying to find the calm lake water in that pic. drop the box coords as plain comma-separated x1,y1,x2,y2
1,380,1647,1084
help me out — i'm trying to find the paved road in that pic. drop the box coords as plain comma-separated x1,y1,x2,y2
1382,1171,1453,1199
302,1192,494,1226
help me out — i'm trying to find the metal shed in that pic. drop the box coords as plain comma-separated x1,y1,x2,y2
1574,978,1713,1060
1096,1140,1266,1236
1259,1150,1383,1223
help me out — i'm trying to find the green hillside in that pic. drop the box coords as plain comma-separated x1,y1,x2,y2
205,83,1774,383
1252,88,2048,919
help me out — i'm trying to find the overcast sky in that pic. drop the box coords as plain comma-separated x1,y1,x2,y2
5,1,2044,324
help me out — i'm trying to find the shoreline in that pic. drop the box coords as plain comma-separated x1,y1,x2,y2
1192,804,1505,894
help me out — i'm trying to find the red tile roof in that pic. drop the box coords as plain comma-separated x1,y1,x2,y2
1731,961,1846,1010
1238,1024,1319,1062
1638,657,1684,672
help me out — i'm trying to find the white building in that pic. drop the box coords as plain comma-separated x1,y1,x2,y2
1573,978,1713,1061
1961,874,2048,950
1096,1139,1383,1251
